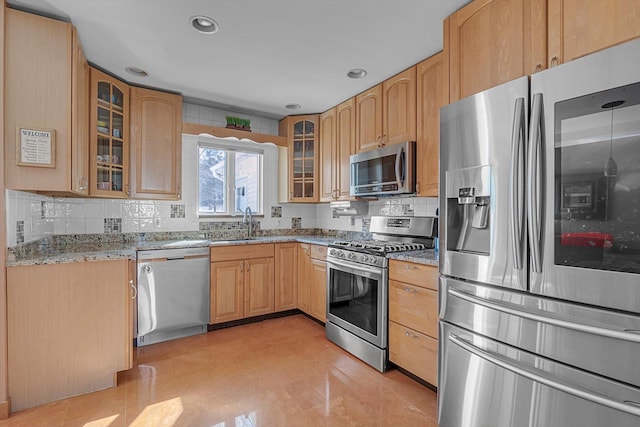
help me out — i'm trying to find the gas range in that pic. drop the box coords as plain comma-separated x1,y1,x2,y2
327,216,437,268
328,240,426,267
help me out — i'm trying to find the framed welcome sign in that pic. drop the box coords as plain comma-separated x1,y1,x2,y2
16,127,56,167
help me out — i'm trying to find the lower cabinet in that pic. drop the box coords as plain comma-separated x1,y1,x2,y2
275,242,298,311
388,259,439,386
298,243,327,322
6,259,134,411
210,244,275,323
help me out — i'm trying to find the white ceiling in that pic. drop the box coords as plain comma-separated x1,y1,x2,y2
7,0,470,119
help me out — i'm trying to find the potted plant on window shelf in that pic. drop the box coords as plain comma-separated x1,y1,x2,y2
226,116,251,132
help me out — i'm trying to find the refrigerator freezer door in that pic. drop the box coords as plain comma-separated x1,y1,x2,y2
530,37,640,314
438,322,640,427
440,276,640,388
440,76,528,290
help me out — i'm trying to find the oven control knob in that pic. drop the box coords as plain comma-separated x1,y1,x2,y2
338,251,345,258
347,252,356,260
329,249,336,256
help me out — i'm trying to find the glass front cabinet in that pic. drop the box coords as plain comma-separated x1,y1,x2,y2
281,115,319,202
90,68,129,197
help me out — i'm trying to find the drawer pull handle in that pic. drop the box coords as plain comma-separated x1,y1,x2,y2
403,287,418,294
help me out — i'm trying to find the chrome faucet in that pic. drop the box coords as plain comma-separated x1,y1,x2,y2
243,206,253,238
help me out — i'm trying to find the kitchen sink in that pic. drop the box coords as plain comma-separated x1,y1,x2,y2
161,239,210,248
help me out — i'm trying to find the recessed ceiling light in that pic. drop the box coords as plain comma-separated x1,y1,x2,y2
191,15,219,34
286,104,301,110
347,68,367,79
125,67,148,77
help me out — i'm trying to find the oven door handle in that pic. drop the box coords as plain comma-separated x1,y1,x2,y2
327,258,383,279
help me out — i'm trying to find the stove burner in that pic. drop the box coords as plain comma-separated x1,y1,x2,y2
331,240,426,254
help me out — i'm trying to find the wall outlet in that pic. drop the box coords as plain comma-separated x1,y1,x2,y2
154,217,161,227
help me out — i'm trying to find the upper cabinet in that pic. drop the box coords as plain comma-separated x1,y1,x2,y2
416,52,447,197
444,0,547,102
355,67,416,152
130,87,182,200
335,98,356,200
548,0,640,66
90,68,130,198
320,98,356,202
280,115,319,202
5,9,89,195
319,107,337,202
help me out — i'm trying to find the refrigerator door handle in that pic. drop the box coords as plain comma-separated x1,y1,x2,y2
448,287,640,343
449,333,640,417
509,97,526,270
527,93,544,273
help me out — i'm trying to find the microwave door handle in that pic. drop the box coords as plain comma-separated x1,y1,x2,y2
395,148,405,185
510,97,526,270
527,93,544,273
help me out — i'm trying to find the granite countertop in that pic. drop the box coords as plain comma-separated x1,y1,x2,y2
387,249,439,267
7,235,337,266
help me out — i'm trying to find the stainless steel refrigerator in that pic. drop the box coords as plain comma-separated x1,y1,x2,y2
438,38,640,426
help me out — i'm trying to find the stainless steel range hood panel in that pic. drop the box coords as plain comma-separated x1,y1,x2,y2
330,200,369,217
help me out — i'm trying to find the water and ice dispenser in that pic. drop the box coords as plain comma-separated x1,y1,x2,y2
445,166,491,255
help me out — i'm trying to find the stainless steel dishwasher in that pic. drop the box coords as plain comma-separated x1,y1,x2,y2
137,247,210,346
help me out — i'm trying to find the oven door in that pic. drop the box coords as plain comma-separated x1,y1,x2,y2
326,257,387,348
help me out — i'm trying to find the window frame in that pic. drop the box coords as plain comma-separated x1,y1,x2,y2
197,138,264,217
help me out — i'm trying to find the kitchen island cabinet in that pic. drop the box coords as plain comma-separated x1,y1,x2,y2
7,260,134,411
129,86,182,200
5,9,90,196
388,259,439,386
210,244,275,323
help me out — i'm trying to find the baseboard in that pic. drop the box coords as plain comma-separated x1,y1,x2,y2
0,398,11,419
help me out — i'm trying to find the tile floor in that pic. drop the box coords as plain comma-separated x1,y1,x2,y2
1,314,438,426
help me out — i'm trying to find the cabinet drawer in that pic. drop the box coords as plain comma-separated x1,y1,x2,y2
389,321,438,386
211,243,274,262
389,280,438,338
389,259,438,290
310,244,327,260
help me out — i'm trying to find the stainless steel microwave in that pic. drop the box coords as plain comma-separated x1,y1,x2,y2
349,141,416,197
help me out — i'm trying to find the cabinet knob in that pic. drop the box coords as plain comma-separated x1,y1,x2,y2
534,64,542,72
550,56,559,67
78,176,88,191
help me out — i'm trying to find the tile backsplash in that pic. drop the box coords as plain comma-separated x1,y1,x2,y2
4,132,438,247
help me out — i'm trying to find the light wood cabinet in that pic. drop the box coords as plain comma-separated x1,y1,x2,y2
298,243,327,322
320,99,356,202
130,86,182,200
355,85,383,152
319,107,337,201
245,257,275,317
444,0,547,102
416,52,446,197
548,0,640,66
279,115,319,202
90,67,130,197
210,244,275,323
275,243,298,311
382,67,417,146
4,10,89,195
355,67,416,152
310,258,327,323
297,243,311,313
336,98,356,199
7,260,132,411
388,259,439,385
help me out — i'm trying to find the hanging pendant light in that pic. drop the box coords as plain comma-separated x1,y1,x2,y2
602,100,624,177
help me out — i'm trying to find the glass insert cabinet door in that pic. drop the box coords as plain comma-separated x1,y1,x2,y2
554,80,640,275
289,117,318,201
90,68,129,198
